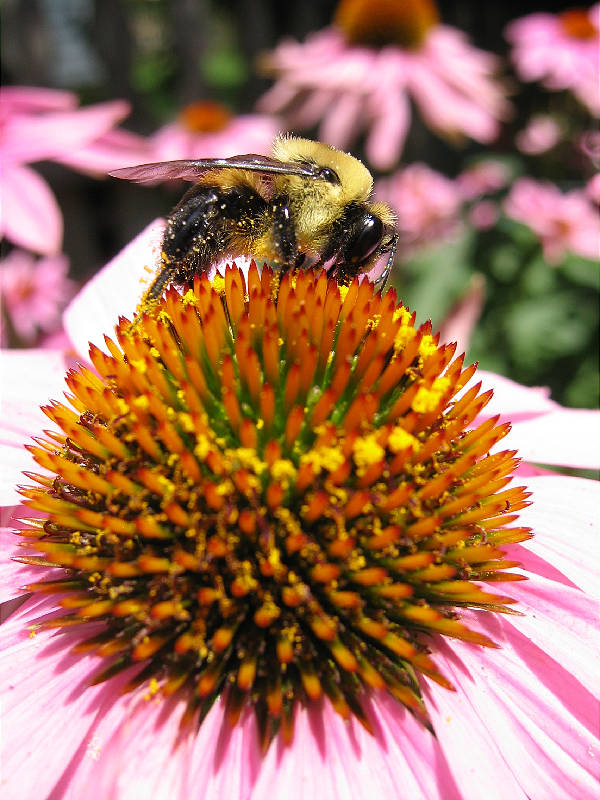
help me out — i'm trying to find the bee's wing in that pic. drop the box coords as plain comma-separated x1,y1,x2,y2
109,155,325,185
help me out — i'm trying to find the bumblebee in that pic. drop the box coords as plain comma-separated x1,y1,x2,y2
110,136,397,301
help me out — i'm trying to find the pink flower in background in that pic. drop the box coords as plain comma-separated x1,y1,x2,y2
586,173,600,204
0,249,74,345
376,163,463,248
258,1,509,170
504,178,600,264
149,101,280,162
467,199,499,231
0,86,140,254
506,5,600,115
1,224,598,798
514,114,563,155
455,160,510,201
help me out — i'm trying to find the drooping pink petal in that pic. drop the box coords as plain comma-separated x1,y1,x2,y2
63,219,165,359
437,273,485,356
0,349,76,504
1,163,63,254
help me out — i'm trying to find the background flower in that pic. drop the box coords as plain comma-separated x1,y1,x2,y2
506,5,600,115
258,1,510,169
504,178,599,264
148,100,280,161
0,86,137,254
0,249,75,346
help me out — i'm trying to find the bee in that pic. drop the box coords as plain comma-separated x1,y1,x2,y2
110,136,397,302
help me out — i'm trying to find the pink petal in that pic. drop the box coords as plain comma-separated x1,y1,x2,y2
513,476,599,599
0,349,76,504
0,85,77,114
63,219,166,360
1,163,63,254
509,409,600,470
319,92,365,151
473,370,600,469
499,572,599,697
427,631,599,799
365,90,411,170
54,127,153,175
1,100,131,164
0,594,143,800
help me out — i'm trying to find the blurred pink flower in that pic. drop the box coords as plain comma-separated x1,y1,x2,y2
468,199,499,231
1,224,599,798
258,13,509,170
0,86,138,254
376,163,463,248
148,101,280,162
514,114,563,155
586,173,600,204
455,160,510,201
504,177,600,264
0,249,75,345
506,5,600,116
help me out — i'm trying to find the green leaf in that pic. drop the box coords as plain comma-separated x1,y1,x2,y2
560,254,600,291
392,231,474,327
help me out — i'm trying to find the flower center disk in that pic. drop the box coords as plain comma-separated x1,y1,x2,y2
19,263,531,747
334,0,439,49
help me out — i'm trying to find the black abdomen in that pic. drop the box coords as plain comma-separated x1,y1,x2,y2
163,183,270,283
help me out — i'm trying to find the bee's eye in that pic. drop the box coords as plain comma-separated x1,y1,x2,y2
318,167,340,184
347,215,384,264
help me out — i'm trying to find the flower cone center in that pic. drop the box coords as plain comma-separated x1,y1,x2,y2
334,0,439,49
18,263,530,746
559,9,598,39
178,101,232,133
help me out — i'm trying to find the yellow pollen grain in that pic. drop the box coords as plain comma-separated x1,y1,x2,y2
339,285,349,301
301,445,345,474
393,306,412,325
256,418,264,430
217,480,233,496
418,334,438,359
271,458,297,486
367,314,381,331
211,275,225,295
195,434,211,460
412,377,450,414
144,677,160,701
178,412,195,433
133,395,150,411
149,347,160,359
182,289,198,306
393,325,416,351
389,426,420,453
157,475,175,499
353,434,385,469
228,447,266,475
130,359,147,374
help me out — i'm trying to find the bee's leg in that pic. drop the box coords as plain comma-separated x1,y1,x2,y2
142,257,182,305
374,233,398,292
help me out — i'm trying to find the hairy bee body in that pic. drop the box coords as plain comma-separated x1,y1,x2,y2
111,136,397,302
